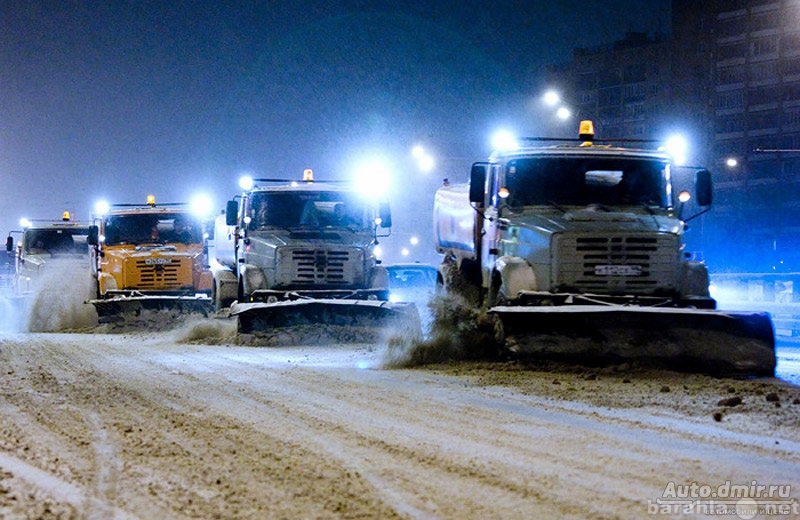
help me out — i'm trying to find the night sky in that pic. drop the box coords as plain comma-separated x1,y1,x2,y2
0,1,670,246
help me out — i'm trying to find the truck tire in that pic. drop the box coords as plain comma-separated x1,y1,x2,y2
486,271,508,308
213,277,235,311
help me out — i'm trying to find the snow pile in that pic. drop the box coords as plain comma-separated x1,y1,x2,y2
173,317,238,344
383,295,501,367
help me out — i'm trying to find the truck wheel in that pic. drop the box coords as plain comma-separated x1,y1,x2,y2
238,278,246,304
487,272,507,308
213,278,233,311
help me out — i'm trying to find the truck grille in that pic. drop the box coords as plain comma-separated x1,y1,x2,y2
131,259,184,289
283,248,360,286
555,234,678,294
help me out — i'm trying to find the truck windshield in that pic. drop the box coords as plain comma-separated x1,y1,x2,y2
248,191,371,231
24,228,89,255
103,213,203,246
504,156,671,209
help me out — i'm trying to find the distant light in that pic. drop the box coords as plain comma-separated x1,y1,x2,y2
94,200,110,216
401,248,410,256
409,236,419,246
239,176,254,191
411,145,435,173
190,193,214,218
664,135,688,166
543,90,560,106
491,129,518,152
556,107,571,120
678,191,691,203
726,157,738,168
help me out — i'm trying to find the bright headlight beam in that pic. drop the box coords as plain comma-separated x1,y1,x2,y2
354,158,391,198
94,200,110,216
491,129,518,152
664,135,688,166
239,176,254,191
190,193,214,218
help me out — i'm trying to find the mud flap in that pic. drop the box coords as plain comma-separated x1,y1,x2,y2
89,296,214,323
491,305,776,377
230,299,421,343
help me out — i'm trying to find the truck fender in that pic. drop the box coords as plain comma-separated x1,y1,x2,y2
678,260,710,298
494,255,537,301
98,272,118,295
370,265,388,290
242,264,268,296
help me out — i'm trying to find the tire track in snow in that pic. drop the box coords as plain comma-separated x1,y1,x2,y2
0,451,137,520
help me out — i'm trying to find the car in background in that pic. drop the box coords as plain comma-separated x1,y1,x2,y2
386,263,438,305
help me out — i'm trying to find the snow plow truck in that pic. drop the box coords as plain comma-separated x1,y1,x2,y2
212,170,419,338
433,121,775,376
7,212,91,296
86,196,213,321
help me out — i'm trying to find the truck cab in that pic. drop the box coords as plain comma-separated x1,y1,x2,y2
9,212,91,296
435,121,715,309
212,171,392,310
88,197,212,301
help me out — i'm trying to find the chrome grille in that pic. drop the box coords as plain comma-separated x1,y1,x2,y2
132,259,182,289
556,234,677,294
288,249,356,285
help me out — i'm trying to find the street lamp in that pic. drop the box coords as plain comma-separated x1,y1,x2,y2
411,145,435,173
543,90,561,107
540,89,587,130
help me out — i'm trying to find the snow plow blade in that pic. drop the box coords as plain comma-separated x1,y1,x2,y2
88,295,214,323
491,305,776,377
230,299,421,343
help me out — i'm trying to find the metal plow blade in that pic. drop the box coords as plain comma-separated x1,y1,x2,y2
89,295,214,324
230,299,421,344
491,305,776,377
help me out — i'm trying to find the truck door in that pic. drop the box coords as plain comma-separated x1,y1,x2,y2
480,163,503,289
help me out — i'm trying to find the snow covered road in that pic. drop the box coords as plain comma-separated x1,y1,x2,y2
0,328,798,519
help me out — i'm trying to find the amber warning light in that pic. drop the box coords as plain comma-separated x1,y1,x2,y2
579,120,595,143
303,169,314,182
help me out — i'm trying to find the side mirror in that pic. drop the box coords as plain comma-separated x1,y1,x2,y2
469,163,487,204
225,200,239,227
87,225,99,245
695,169,712,206
5,236,12,252
378,203,392,228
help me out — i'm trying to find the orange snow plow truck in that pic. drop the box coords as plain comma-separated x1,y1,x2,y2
433,121,775,376
86,195,213,321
